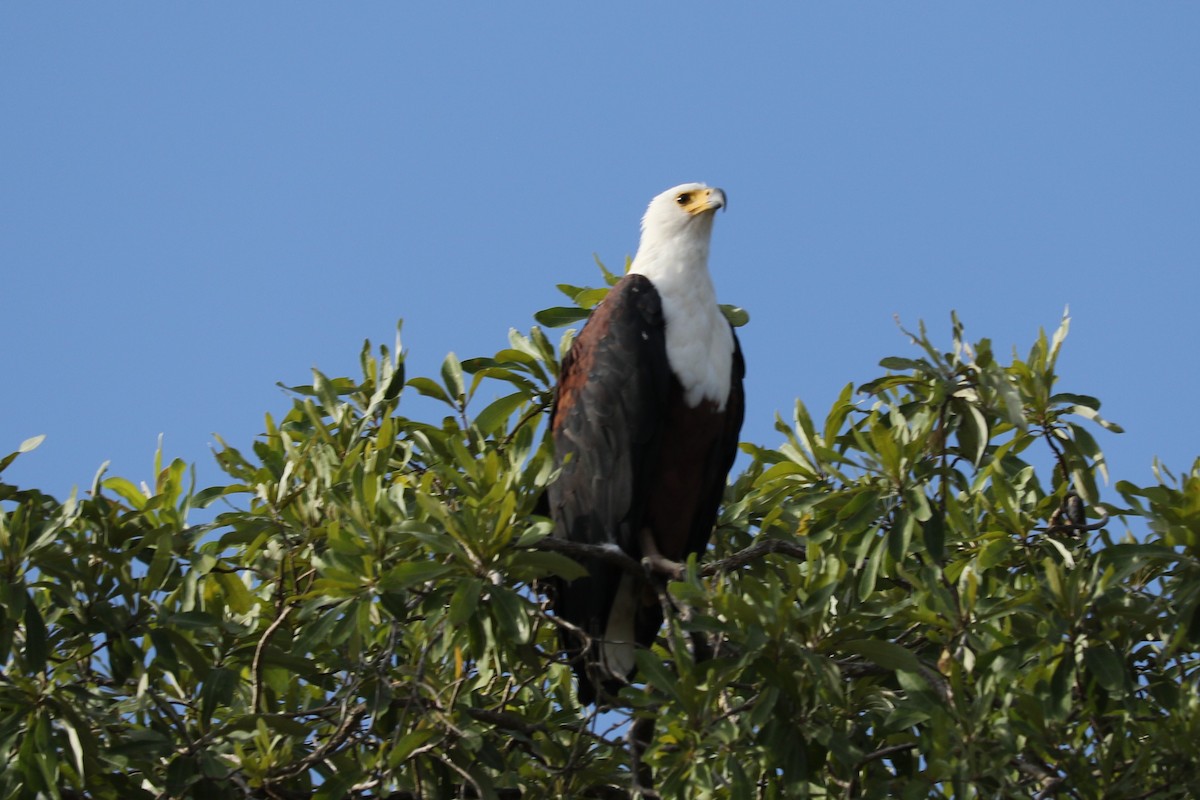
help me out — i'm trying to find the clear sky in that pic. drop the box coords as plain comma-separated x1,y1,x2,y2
3,6,1198,505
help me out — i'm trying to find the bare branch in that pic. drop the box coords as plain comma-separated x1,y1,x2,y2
857,742,916,768
251,602,295,713
1014,756,1069,800
700,537,807,576
464,706,548,738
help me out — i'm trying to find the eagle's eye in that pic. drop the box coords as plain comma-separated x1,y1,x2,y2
676,193,692,206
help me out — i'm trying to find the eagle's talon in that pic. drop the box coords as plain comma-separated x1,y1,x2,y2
641,553,684,581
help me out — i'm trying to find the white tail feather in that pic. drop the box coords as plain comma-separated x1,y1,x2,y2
601,572,638,681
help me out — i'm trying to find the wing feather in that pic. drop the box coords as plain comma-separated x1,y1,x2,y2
548,274,669,704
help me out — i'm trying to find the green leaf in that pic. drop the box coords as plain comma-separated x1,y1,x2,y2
634,649,681,702
593,254,621,284
1068,403,1124,433
888,508,915,562
533,306,591,327
164,611,224,631
510,550,589,582
145,530,175,590
1047,649,1075,720
213,570,256,615
905,488,932,522
199,667,238,728
1051,392,1101,410
1084,645,1126,694
441,352,466,404
837,488,880,526
956,399,989,467
922,511,946,562
102,476,148,509
878,356,929,372
858,535,885,600
840,639,922,673
314,768,363,800
720,304,750,327
574,287,610,309
474,392,529,435
23,598,47,674
755,461,814,487
406,376,452,405
1042,557,1064,600
378,560,456,591
448,579,482,627
228,713,312,737
556,282,588,300
51,700,94,781
389,728,438,766
489,586,531,644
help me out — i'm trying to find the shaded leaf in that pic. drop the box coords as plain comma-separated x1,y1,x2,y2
840,639,922,673
533,306,591,328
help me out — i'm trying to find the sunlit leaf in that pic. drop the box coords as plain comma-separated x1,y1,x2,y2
19,434,45,454
719,304,750,327
474,391,529,435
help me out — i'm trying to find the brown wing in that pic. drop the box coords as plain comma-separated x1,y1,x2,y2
547,273,670,704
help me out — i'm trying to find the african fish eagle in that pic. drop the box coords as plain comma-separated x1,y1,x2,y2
548,183,745,705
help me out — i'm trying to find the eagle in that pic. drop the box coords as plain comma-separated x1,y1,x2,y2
548,183,745,705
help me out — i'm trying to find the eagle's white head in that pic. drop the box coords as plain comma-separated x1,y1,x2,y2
629,182,734,409
631,183,726,275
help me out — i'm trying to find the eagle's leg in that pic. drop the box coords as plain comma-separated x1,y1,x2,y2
638,528,685,580
639,530,714,664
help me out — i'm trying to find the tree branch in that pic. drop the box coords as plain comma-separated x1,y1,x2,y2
267,702,368,782
464,707,548,738
857,742,916,768
700,537,807,576
530,534,807,582
532,537,644,578
252,602,294,713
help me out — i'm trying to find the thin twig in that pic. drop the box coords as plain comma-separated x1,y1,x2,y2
857,742,916,767
267,703,368,781
251,602,295,713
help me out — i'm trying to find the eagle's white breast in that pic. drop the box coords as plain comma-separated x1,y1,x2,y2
629,183,734,409
650,266,734,409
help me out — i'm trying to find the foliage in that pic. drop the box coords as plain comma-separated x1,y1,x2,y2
2,273,1199,799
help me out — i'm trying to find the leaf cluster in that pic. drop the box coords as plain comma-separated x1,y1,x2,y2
1,272,1198,799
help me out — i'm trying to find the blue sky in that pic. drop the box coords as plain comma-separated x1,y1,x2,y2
3,6,1197,506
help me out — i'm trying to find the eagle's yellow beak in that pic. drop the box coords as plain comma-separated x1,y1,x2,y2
682,187,726,216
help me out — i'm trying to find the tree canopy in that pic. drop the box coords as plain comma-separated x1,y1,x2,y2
2,271,1198,799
